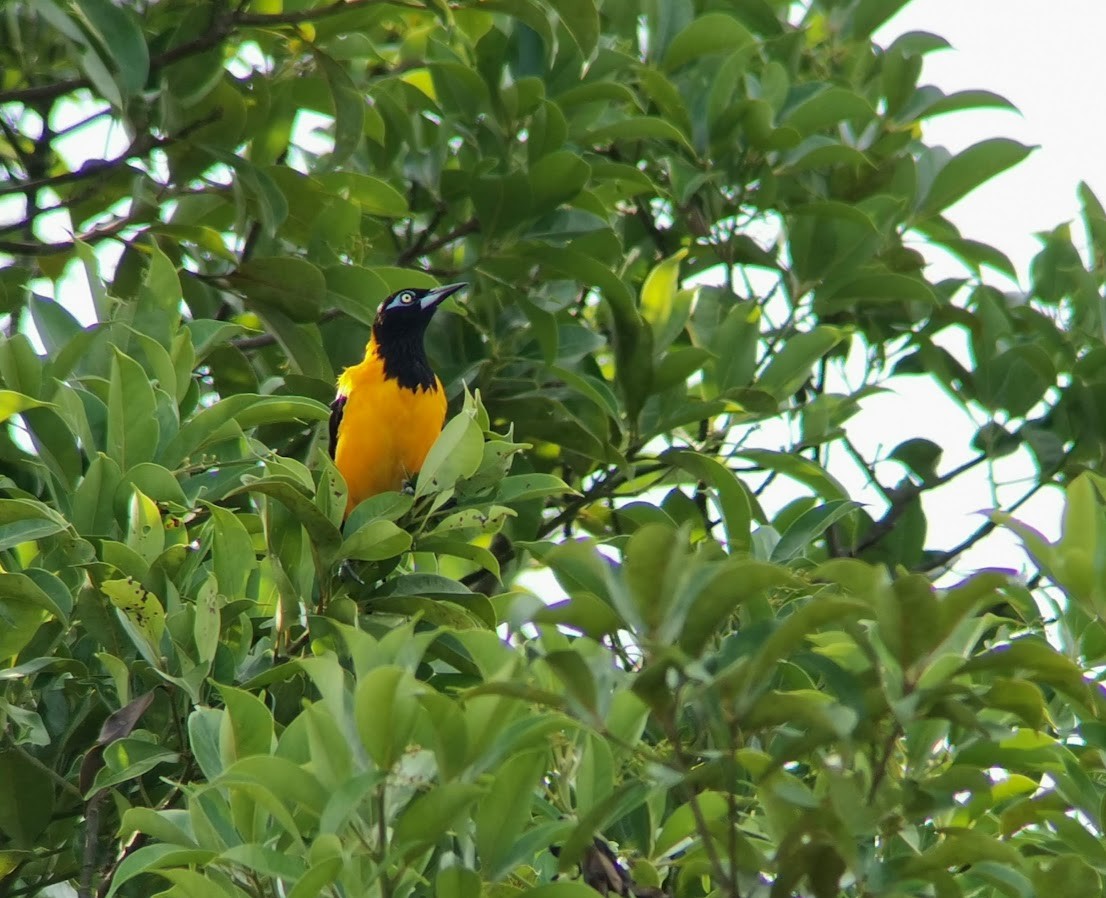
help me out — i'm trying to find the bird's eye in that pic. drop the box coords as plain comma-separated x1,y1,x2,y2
398,291,415,305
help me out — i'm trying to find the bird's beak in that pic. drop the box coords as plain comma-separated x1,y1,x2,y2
420,282,466,311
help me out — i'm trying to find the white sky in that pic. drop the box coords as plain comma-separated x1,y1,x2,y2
882,0,1106,271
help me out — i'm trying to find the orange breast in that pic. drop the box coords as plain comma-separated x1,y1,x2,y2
334,343,447,516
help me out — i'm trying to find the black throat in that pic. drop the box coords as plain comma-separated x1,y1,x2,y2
373,321,437,391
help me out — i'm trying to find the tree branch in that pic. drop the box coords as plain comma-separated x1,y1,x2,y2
914,473,1055,574
0,214,136,256
849,450,991,556
0,110,221,199
395,203,446,265
229,308,344,350
396,217,479,265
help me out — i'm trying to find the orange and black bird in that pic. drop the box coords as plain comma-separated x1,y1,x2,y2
329,283,466,516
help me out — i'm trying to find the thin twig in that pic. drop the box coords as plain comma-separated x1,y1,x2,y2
0,213,135,256
229,308,344,350
536,461,665,539
79,793,105,898
395,203,447,265
396,217,479,264
658,700,737,897
850,450,991,556
867,723,902,803
0,109,221,199
915,475,1054,573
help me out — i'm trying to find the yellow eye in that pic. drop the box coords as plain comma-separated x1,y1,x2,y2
399,291,415,304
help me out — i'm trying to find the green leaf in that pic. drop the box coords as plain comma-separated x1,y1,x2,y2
220,756,326,816
890,438,942,483
557,782,650,870
640,249,689,351
344,491,414,533
906,828,1026,875
125,487,164,564
437,867,482,898
847,0,913,38
783,87,875,135
975,345,1056,417
781,137,871,173
821,272,937,307
394,783,487,857
655,791,730,856
107,349,159,470
679,560,804,654
550,0,599,57
73,0,149,98
288,859,344,898
354,666,424,769
369,595,492,630
532,592,626,640
736,449,849,501
165,394,329,468
725,597,868,697
913,88,1018,120
584,117,695,154
417,537,504,582
102,578,165,658
370,267,442,294
476,748,547,875
0,390,46,424
523,244,649,419
771,500,858,562
225,478,342,559
89,739,179,796
921,138,1036,216
208,504,256,599
756,326,844,399
530,150,591,212
324,263,391,325
653,346,711,393
230,257,326,323
320,172,409,218
495,473,573,505
471,172,533,236
664,450,752,552
0,576,60,657
315,50,364,169
0,748,56,845
336,519,412,561
217,684,274,763
0,499,69,552
415,411,484,498
206,149,288,236
664,13,756,71
104,846,217,898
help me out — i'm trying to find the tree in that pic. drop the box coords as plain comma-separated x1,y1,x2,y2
2,0,1106,896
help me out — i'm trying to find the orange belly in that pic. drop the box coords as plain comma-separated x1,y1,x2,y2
334,350,446,516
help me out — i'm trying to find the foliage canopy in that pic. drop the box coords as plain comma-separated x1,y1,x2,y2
2,1,1106,897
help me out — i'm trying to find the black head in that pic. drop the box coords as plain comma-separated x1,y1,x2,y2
372,283,465,389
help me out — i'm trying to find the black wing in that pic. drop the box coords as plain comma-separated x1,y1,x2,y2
328,394,347,460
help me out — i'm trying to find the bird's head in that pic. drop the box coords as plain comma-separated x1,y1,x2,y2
372,283,466,344
370,283,466,388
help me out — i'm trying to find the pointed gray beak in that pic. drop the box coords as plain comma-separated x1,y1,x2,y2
420,282,467,311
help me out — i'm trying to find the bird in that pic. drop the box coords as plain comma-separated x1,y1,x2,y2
329,283,466,516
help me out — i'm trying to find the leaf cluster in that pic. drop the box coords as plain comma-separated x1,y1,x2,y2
3,2,1106,898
